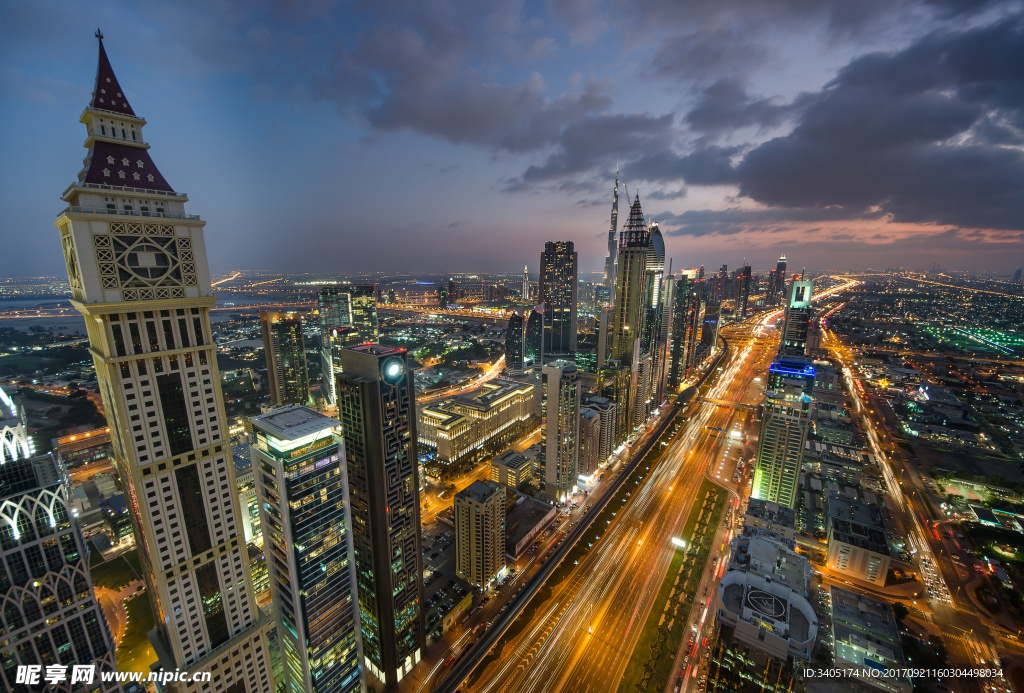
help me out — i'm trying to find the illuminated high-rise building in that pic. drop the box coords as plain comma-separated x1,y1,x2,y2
611,195,649,366
539,241,578,355
780,279,814,357
54,34,274,691
700,301,721,351
319,285,379,404
261,310,310,406
541,360,580,503
522,265,531,300
334,345,424,687
773,254,788,306
504,310,526,375
0,389,120,691
524,304,545,368
752,359,815,509
737,262,752,318
602,167,620,296
668,270,698,389
610,195,650,435
251,406,363,693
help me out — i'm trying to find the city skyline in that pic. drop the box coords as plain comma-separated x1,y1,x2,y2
3,1,1023,278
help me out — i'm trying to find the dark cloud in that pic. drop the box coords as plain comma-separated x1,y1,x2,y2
734,13,1024,230
684,79,794,133
654,206,882,237
648,28,771,81
630,145,741,187
647,188,687,200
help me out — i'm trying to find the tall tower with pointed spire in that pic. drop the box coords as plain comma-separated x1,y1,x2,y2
602,167,620,296
522,264,530,301
54,36,275,690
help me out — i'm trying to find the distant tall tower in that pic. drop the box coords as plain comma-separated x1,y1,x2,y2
251,406,363,693
0,389,120,691
335,345,425,687
54,35,274,690
504,310,525,374
780,279,814,357
262,310,310,405
775,254,788,305
1013,265,1023,283
541,360,581,503
525,304,545,368
522,264,530,300
602,167,620,296
752,359,814,508
737,261,752,318
539,241,578,355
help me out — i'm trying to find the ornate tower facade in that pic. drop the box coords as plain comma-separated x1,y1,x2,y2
602,168,620,296
54,35,274,691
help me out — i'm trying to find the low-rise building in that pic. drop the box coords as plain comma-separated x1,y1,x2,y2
715,570,818,663
743,499,798,541
52,426,111,467
826,494,891,586
491,449,533,489
101,493,132,543
505,497,557,557
829,586,911,693
419,379,535,476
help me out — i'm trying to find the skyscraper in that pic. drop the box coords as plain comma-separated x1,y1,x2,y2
602,167,620,296
611,195,649,368
504,310,526,374
737,262,752,318
700,302,721,351
0,389,120,691
578,407,601,477
55,34,274,690
262,310,310,406
454,481,506,590
774,254,788,305
524,304,545,368
251,406,363,693
541,360,581,503
319,286,379,404
780,279,814,357
539,241,578,355
334,345,425,687
668,271,698,389
752,359,815,508
522,265,531,300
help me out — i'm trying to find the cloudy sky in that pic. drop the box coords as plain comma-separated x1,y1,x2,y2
2,0,1022,278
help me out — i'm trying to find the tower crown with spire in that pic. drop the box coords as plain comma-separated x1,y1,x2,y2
65,34,177,202
619,192,649,249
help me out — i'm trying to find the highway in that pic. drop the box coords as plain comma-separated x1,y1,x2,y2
458,320,776,693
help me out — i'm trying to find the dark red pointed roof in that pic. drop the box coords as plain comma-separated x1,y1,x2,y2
90,37,136,116
81,140,175,193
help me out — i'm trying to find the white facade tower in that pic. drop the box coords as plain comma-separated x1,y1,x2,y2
54,35,274,691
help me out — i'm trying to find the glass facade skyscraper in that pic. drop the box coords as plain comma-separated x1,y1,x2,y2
539,241,578,355
251,406,363,693
261,310,310,406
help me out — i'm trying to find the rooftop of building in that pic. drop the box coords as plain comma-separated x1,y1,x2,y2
492,449,531,469
250,404,338,440
347,343,406,356
744,499,798,530
582,395,614,411
719,571,817,646
827,494,889,554
457,480,502,504
729,534,812,596
506,496,556,546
